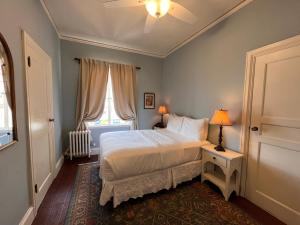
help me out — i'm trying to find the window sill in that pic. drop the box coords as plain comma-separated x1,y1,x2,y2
0,140,17,151
88,124,131,129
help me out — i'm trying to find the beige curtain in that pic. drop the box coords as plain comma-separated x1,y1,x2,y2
0,45,11,109
110,63,138,129
76,58,109,130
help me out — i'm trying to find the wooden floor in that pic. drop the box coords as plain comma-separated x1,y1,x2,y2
32,156,98,225
32,156,285,225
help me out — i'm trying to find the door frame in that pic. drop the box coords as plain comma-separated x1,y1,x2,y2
239,34,300,196
22,30,56,215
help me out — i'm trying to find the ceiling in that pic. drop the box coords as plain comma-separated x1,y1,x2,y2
42,0,251,58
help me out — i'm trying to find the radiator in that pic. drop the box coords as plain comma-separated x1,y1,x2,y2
69,130,91,160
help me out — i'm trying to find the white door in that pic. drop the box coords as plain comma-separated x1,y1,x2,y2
246,39,300,225
23,32,55,210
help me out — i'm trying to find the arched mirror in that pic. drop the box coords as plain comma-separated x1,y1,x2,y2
0,33,17,150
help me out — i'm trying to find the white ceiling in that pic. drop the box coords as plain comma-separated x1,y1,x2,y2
42,0,251,58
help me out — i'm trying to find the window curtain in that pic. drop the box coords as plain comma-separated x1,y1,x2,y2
76,58,109,130
110,63,138,129
0,45,12,110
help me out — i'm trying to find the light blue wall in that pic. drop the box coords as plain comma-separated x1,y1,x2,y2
1,0,300,224
0,1,62,225
61,40,163,149
162,0,300,151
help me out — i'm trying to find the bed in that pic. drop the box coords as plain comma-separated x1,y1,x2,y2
99,115,209,207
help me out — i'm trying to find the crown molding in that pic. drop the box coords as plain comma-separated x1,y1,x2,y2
59,34,166,58
40,0,61,37
40,0,253,59
167,0,253,56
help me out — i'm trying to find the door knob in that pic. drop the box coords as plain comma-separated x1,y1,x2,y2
251,126,258,131
49,118,55,122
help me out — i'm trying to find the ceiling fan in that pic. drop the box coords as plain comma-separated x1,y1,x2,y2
103,0,198,33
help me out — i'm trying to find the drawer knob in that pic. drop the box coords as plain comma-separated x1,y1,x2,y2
213,156,216,160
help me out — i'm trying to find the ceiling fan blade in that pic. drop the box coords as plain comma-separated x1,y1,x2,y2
103,0,144,8
144,14,157,33
168,1,197,24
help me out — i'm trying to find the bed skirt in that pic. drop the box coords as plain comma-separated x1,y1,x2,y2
99,160,202,207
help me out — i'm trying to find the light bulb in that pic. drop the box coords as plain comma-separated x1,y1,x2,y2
145,0,170,18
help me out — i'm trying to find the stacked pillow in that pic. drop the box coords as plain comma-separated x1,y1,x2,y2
166,114,208,141
166,114,184,133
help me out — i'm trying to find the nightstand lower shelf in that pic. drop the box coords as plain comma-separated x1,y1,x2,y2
202,172,236,200
202,172,226,190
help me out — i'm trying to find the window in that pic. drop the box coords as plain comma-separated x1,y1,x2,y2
0,59,12,131
87,72,130,127
0,58,13,146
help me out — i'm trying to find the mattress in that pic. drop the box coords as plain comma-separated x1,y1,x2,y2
99,129,208,181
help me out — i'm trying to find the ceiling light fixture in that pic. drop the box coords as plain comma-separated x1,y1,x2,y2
145,0,171,18
103,0,197,34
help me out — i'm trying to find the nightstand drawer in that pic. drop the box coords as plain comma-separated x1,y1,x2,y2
204,152,227,168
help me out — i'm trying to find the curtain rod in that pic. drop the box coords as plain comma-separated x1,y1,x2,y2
74,58,141,70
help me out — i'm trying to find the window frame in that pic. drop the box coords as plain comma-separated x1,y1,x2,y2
0,32,18,151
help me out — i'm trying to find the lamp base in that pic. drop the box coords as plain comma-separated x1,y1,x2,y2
156,122,165,128
215,144,225,152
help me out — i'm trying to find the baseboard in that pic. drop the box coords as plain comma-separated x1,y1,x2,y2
19,206,34,225
54,155,64,178
64,148,99,157
91,148,100,155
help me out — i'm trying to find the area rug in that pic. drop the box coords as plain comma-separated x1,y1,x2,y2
65,163,260,225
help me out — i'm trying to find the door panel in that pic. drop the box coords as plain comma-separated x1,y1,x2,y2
263,56,300,118
246,42,300,225
257,144,299,212
24,32,54,210
262,125,300,140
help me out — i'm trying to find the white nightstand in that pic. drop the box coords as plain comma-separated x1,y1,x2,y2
201,144,243,201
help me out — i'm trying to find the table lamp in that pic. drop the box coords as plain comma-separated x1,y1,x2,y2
210,109,232,151
158,105,167,127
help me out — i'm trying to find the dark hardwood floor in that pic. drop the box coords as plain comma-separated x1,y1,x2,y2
32,156,285,225
32,156,98,225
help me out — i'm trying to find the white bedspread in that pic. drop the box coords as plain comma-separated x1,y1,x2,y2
100,129,208,180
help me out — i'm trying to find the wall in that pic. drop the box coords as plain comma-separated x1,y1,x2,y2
61,40,163,149
1,1,300,224
162,0,300,151
0,0,62,225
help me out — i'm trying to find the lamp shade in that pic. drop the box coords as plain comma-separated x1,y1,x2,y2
210,109,232,126
158,105,167,114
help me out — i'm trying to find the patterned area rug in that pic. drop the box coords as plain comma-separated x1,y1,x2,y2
65,163,259,225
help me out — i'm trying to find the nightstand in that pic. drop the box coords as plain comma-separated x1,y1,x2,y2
201,144,243,201
152,123,166,130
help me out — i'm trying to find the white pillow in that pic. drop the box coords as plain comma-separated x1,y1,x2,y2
180,117,208,141
166,114,184,133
